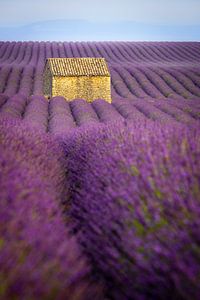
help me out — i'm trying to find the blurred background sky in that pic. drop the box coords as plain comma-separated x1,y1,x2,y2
0,0,200,41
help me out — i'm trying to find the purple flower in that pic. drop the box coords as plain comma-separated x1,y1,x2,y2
0,118,103,300
63,120,200,299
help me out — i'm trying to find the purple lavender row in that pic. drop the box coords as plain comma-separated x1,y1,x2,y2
134,42,197,63
51,41,60,57
28,42,40,66
115,43,138,63
85,42,100,58
12,42,27,65
112,98,149,122
185,70,200,90
24,42,36,65
13,42,26,64
173,42,200,61
69,99,99,126
125,43,163,65
0,93,8,108
120,42,147,63
0,42,31,66
18,66,35,96
161,42,192,61
92,99,124,123
163,68,200,98
0,42,15,63
0,118,103,299
64,120,200,299
13,43,24,64
110,68,134,98
130,99,179,124
23,95,48,132
105,45,197,99
165,98,200,119
153,68,194,99
0,42,9,60
184,42,200,57
150,99,198,124
0,94,27,119
70,42,82,58
11,43,34,93
139,66,194,99
1,42,200,65
147,42,188,63
0,66,12,94
111,84,121,99
114,42,150,64
1,42,21,64
3,66,23,97
32,42,46,95
159,42,191,62
87,42,104,58
104,42,128,63
123,66,164,98
113,67,148,98
75,42,90,58
128,42,158,63
48,96,76,136
16,43,39,96
94,42,118,63
63,42,74,57
133,67,176,98
159,42,196,63
141,43,171,63
118,42,143,63
140,42,172,63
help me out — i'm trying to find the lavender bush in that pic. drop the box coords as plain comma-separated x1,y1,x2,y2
0,118,103,300
48,96,76,136
22,95,49,132
0,93,8,108
64,120,200,300
0,93,27,119
70,99,99,126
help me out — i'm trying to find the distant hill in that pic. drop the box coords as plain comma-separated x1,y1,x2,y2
0,19,200,41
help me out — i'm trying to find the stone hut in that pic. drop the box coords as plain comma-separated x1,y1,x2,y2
43,57,111,103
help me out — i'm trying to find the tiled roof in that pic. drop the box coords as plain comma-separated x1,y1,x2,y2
45,57,110,77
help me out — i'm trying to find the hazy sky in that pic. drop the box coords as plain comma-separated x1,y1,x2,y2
0,0,200,41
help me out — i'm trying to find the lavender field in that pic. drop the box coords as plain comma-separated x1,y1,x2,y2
0,41,200,300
